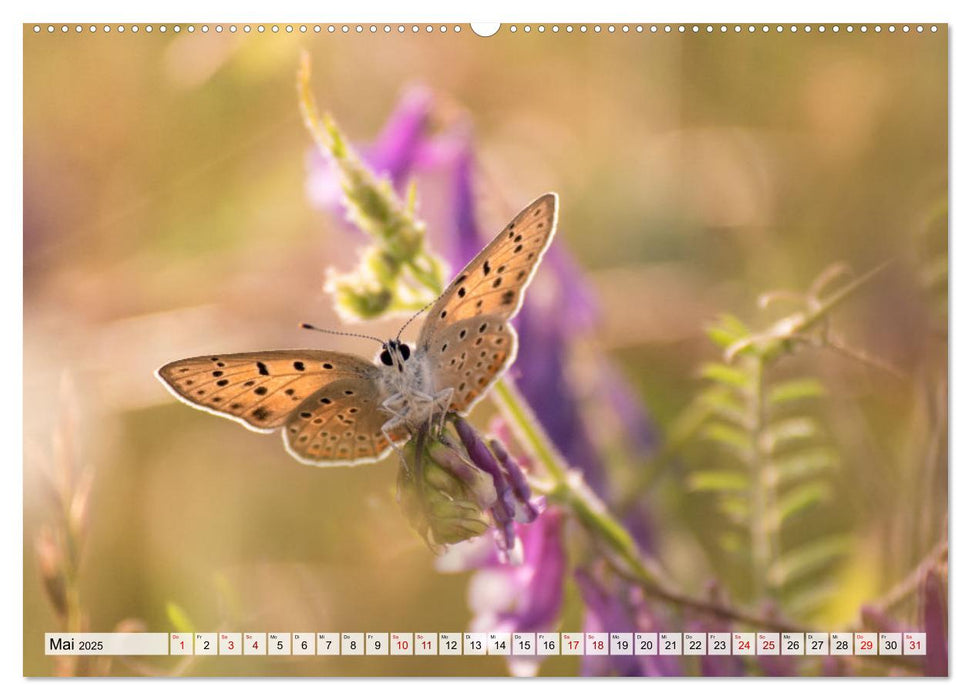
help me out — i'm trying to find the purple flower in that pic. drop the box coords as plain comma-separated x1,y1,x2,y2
454,417,537,558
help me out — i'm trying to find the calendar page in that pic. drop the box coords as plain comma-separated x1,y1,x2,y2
22,17,948,679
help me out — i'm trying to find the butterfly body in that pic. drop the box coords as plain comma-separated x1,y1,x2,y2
374,339,453,436
157,193,558,467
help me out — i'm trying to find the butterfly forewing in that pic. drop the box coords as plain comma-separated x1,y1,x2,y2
157,350,381,433
283,379,409,466
419,193,558,342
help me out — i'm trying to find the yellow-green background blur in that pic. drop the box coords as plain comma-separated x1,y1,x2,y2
24,25,946,676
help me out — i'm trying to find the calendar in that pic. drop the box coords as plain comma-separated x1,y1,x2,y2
22,14,949,680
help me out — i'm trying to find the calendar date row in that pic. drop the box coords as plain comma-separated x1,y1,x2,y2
47,631,927,657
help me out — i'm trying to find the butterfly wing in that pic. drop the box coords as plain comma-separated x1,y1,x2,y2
417,193,557,414
420,193,558,338
283,380,409,466
420,315,518,413
156,350,383,433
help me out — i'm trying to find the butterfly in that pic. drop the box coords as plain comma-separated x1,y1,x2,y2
156,193,558,466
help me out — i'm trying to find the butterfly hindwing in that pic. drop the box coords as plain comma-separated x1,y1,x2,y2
283,378,409,466
156,350,381,433
420,315,517,414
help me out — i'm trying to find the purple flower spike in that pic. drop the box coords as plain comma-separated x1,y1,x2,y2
920,567,948,677
489,438,539,523
454,417,502,481
454,417,519,554
365,86,435,188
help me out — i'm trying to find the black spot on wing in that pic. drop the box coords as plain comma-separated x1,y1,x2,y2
252,407,271,422
256,361,269,376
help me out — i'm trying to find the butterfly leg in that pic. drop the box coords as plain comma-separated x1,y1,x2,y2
381,417,412,474
431,387,454,435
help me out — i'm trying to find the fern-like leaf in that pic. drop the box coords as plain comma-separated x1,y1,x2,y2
768,378,826,406
769,535,851,588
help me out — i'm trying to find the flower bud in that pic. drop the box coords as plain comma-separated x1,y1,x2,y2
397,439,493,548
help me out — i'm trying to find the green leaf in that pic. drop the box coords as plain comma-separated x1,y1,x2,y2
663,393,720,452
770,448,837,484
688,470,749,492
706,314,751,348
702,421,752,457
165,602,195,633
784,580,839,616
717,494,750,524
773,481,830,524
763,416,820,453
769,535,851,586
698,387,748,427
768,378,825,405
700,362,750,390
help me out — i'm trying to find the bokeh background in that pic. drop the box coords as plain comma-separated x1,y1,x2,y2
24,24,947,676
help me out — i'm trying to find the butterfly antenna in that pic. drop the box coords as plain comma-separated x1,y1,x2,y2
300,323,384,345
396,298,439,342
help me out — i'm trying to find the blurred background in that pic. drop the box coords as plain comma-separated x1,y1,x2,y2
24,25,946,676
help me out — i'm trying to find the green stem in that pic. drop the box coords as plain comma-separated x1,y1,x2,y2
749,356,774,600
405,255,445,295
